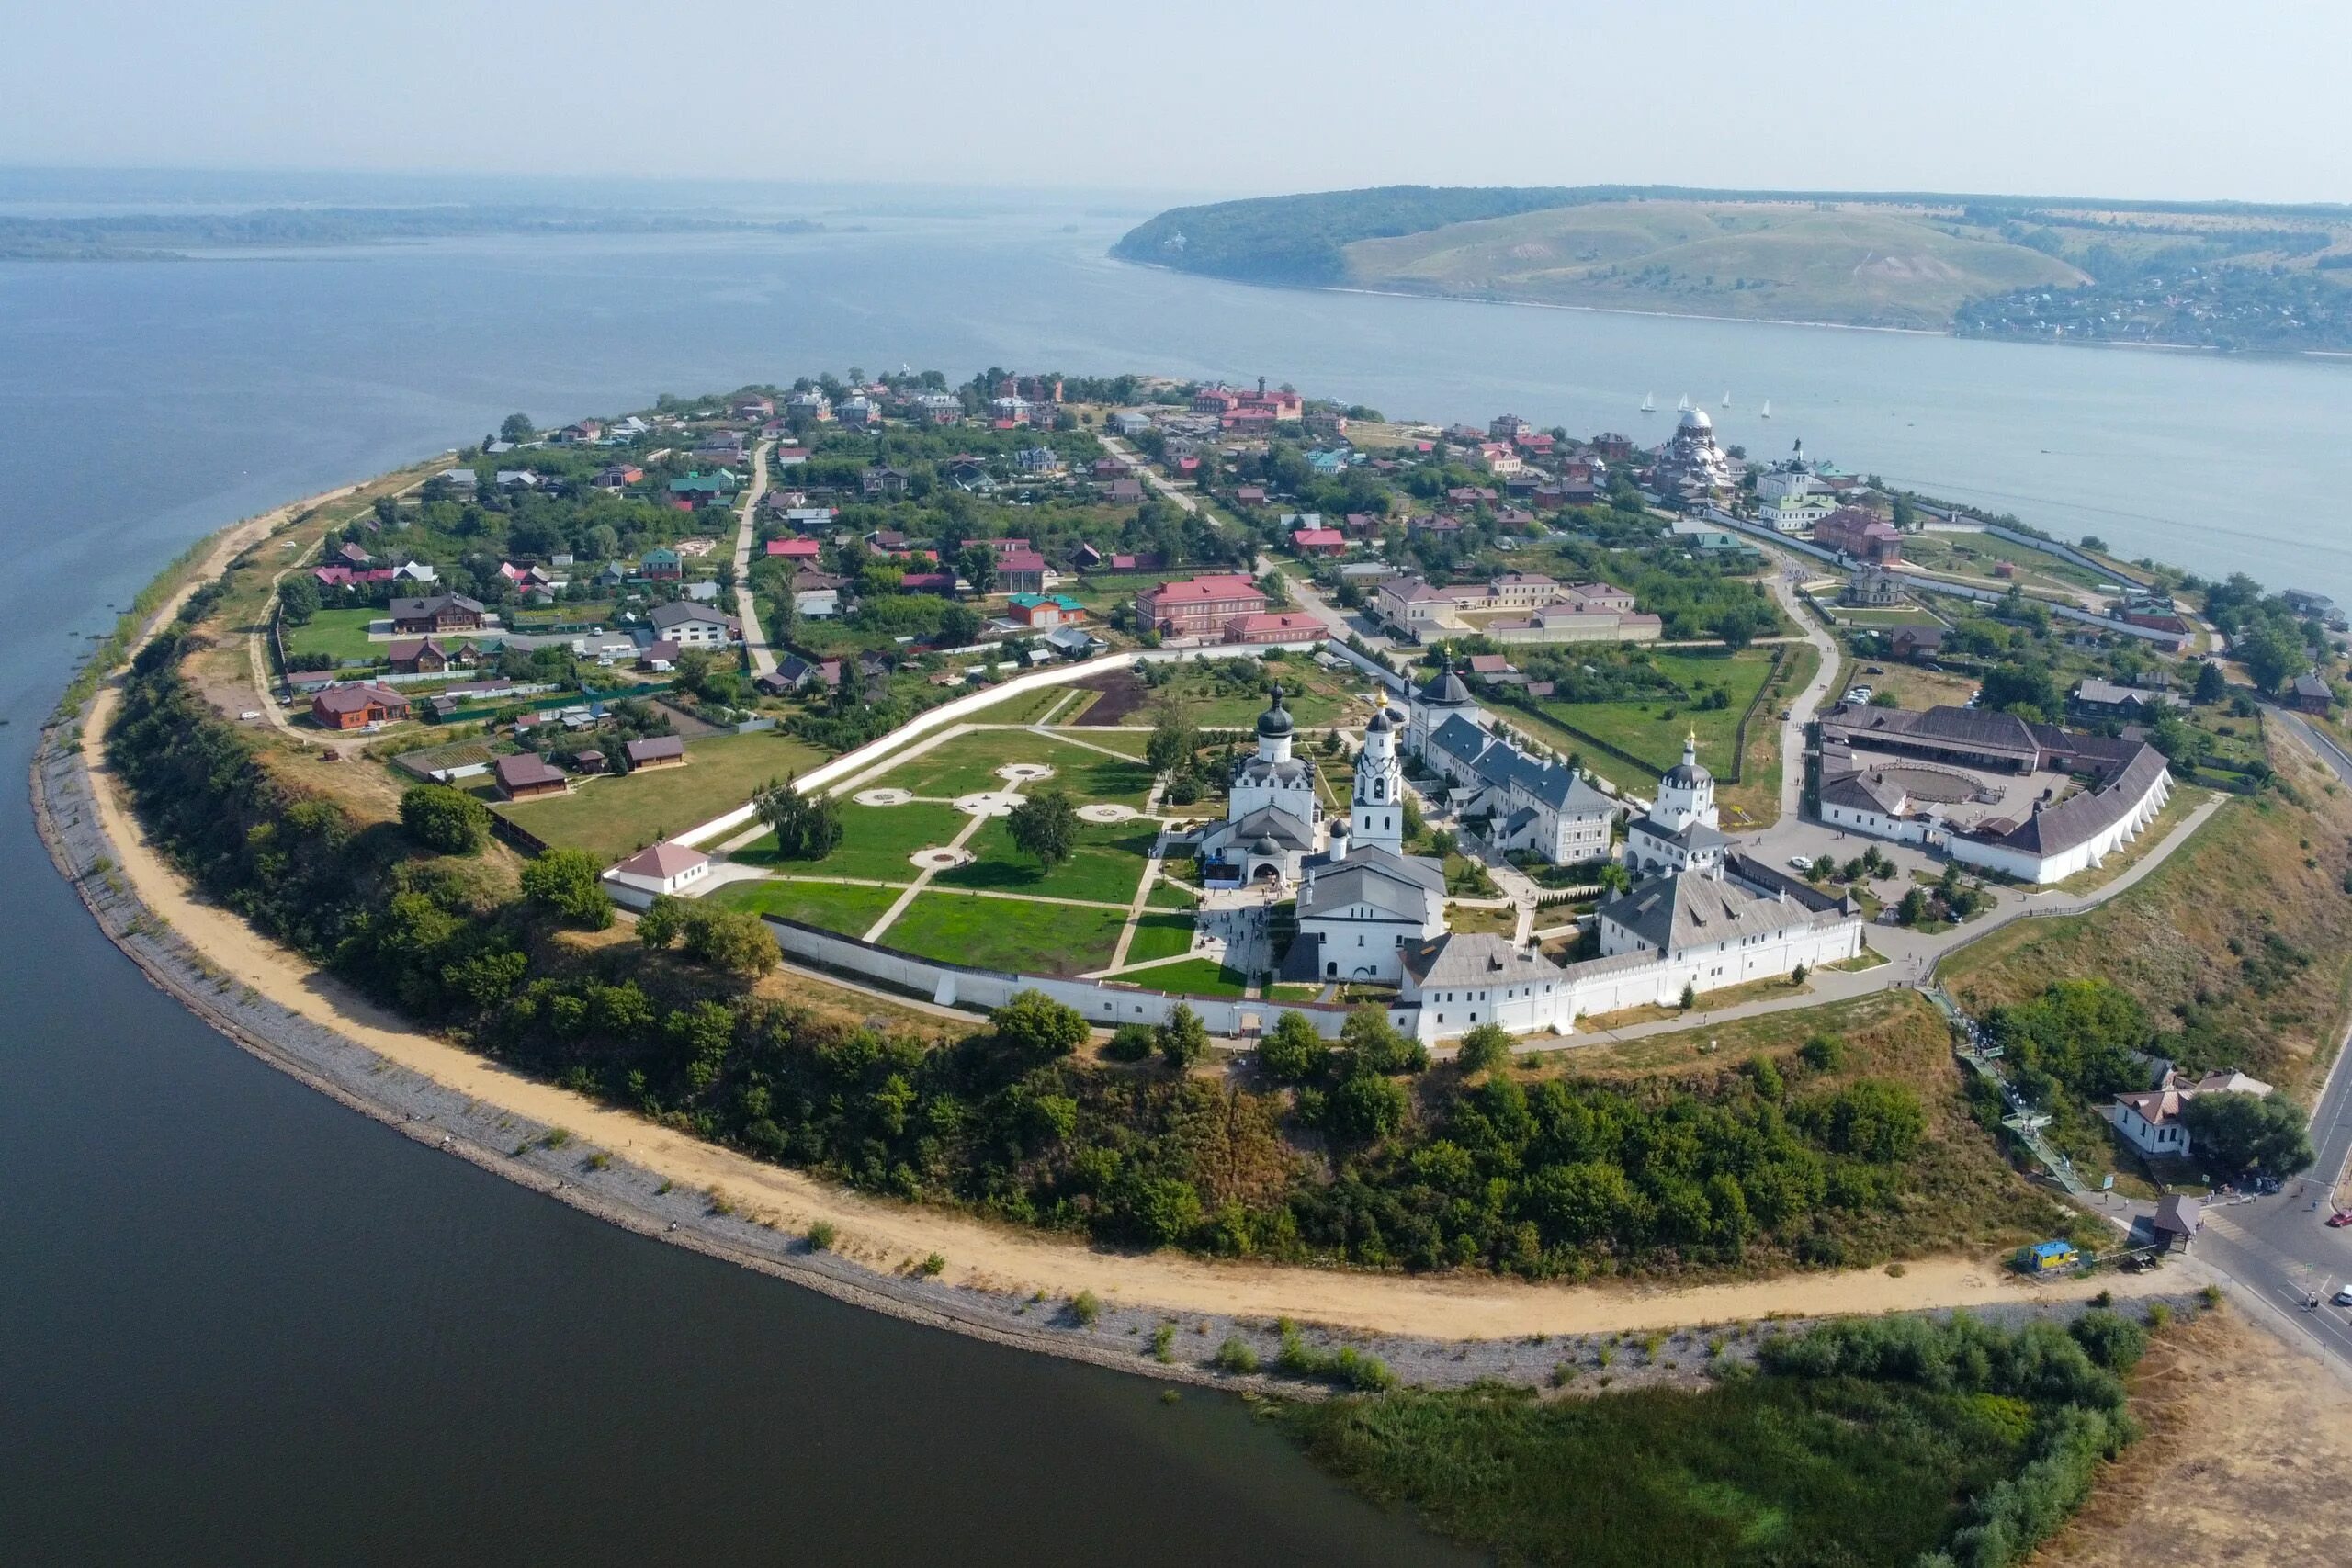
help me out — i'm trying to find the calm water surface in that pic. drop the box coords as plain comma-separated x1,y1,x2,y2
3,206,2346,1562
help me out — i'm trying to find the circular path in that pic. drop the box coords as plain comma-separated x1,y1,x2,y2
954,790,1024,818
997,762,1055,784
910,847,973,871
1077,803,1139,823
854,787,914,807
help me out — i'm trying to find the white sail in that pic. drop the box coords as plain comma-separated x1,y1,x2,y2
1639,392,1656,413
1676,393,1691,412
1759,400,1772,419
1722,391,1731,407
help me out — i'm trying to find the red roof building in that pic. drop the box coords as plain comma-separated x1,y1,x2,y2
1815,507,1904,565
1291,527,1347,556
1136,574,1268,639
309,684,409,731
1225,611,1323,644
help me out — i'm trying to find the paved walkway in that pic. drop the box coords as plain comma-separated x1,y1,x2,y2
730,438,777,679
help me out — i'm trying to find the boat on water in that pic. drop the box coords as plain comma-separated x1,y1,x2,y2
1639,392,1656,413
1676,393,1691,412
1722,391,1731,408
1760,400,1772,419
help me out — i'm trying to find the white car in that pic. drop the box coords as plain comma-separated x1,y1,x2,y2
1790,855,1815,872
2335,1287,2352,1307
238,710,262,721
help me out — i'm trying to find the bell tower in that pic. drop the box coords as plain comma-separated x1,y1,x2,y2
1351,693,1405,855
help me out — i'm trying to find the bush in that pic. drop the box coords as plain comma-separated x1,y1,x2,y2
2066,1310,2148,1372
1455,1021,1512,1076
1102,1022,1157,1062
992,988,1090,1064
520,848,613,930
398,784,489,854
1158,1003,1211,1070
805,1220,837,1251
918,1252,946,1277
1258,1010,1329,1082
678,904,779,976
636,893,685,949
1277,1326,1396,1392
1069,1290,1102,1327
1214,1336,1261,1373
1797,1034,1848,1073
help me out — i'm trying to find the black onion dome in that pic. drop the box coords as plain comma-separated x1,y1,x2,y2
1416,657,1473,708
1256,684,1295,738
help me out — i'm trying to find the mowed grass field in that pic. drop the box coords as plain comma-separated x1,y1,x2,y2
878,891,1128,976
732,799,969,881
281,607,388,666
707,877,902,936
1525,649,1780,781
1146,661,1368,729
1127,955,1250,996
1119,911,1196,965
492,730,829,863
935,818,1159,904
871,728,1153,803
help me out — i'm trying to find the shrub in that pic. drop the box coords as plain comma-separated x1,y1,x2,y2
1455,1021,1512,1076
1214,1336,1261,1373
805,1220,838,1251
1102,1022,1157,1062
2066,1310,2148,1372
1158,1003,1211,1070
1258,1010,1330,1082
1069,1290,1102,1327
520,848,613,930
918,1253,946,1277
399,784,490,854
679,904,779,976
993,988,1089,1063
1150,1323,1177,1363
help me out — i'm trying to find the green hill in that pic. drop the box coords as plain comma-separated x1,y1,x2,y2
1114,185,2352,344
1341,200,2087,329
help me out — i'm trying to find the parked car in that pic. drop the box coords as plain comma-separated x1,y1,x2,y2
2328,1210,2352,1228
2335,1287,2352,1307
1789,855,1815,872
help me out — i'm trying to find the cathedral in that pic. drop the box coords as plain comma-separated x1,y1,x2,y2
1195,684,1322,883
1623,731,1729,876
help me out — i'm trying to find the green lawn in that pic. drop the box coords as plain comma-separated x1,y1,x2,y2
1831,606,1947,628
1127,956,1250,996
875,891,1127,976
1151,663,1363,728
493,730,830,863
933,818,1158,905
707,877,904,936
1524,649,1779,782
876,729,1102,799
1121,911,1195,965
964,684,1080,725
1147,879,1200,910
282,607,389,667
732,799,969,881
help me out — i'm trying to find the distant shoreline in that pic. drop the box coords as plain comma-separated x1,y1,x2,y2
1113,256,2352,361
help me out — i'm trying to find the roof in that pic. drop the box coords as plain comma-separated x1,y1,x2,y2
1597,871,1826,953
625,735,686,763
1415,659,1476,708
1823,703,2041,761
312,683,406,715
494,752,565,789
1400,932,1553,989
1818,768,1914,817
2152,1193,2202,1236
1144,574,1263,604
1298,845,1446,922
1977,744,2168,858
1215,804,1317,851
390,593,484,619
611,842,709,880
649,601,733,629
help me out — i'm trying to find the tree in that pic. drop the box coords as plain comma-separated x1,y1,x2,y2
499,412,537,443
2181,1091,2314,1176
637,893,685,949
1158,1003,1210,1070
1897,887,1930,927
957,542,997,598
2241,624,2304,694
1340,1006,1428,1075
1455,1021,1512,1075
520,849,612,929
756,775,842,862
679,904,778,976
1679,981,1697,1010
1809,854,1836,881
1258,1011,1329,1083
1322,1073,1408,1144
1401,794,1425,842
1008,789,1079,873
992,988,1088,1063
1146,705,1199,776
1598,863,1634,896
277,573,321,627
399,784,490,854
2193,660,2228,705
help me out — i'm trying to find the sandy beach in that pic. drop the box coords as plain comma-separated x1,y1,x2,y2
32,491,2184,1382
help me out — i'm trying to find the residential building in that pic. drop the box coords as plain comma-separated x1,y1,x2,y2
1136,574,1268,639
310,684,410,730
604,842,712,898
996,549,1049,594
1224,611,1323,644
625,735,688,771
389,594,486,634
1005,593,1084,629
640,547,684,581
2112,1068,2273,1160
493,751,569,800
1815,506,1903,564
648,601,740,648
386,637,481,675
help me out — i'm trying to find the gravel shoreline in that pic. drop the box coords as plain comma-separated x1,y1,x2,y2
32,643,2191,1397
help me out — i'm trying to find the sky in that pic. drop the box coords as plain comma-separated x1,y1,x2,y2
5,0,2349,206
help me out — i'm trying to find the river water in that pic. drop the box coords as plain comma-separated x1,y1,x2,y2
3,200,2346,1562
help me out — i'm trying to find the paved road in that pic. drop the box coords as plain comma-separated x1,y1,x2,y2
730,437,777,678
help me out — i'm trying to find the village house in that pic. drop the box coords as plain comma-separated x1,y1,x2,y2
310,683,410,730
624,735,688,771
1815,506,1904,564
1005,593,1084,629
648,601,740,648
493,751,570,801
389,594,486,635
386,637,481,675
2111,1067,2274,1160
996,549,1049,594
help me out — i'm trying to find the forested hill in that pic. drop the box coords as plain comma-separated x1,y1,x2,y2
1114,185,2352,348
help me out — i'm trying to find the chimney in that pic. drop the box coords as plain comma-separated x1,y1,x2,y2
1258,375,1267,398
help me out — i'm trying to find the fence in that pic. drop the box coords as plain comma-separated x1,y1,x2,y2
757,910,1396,1042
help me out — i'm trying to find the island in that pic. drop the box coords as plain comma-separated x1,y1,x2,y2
1113,184,2352,350
40,367,2352,1565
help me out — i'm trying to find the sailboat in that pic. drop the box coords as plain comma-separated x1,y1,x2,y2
1759,400,1772,420
1676,393,1691,413
1639,392,1657,414
1721,391,1732,408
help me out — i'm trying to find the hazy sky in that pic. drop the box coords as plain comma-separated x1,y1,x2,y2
6,0,2348,204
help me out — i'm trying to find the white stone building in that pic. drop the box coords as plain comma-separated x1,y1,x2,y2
1623,733,1730,876
1195,686,1324,885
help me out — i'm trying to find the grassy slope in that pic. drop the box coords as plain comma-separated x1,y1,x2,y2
1342,200,2086,329
878,891,1128,976
1285,1376,2024,1568
1941,762,2352,1099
